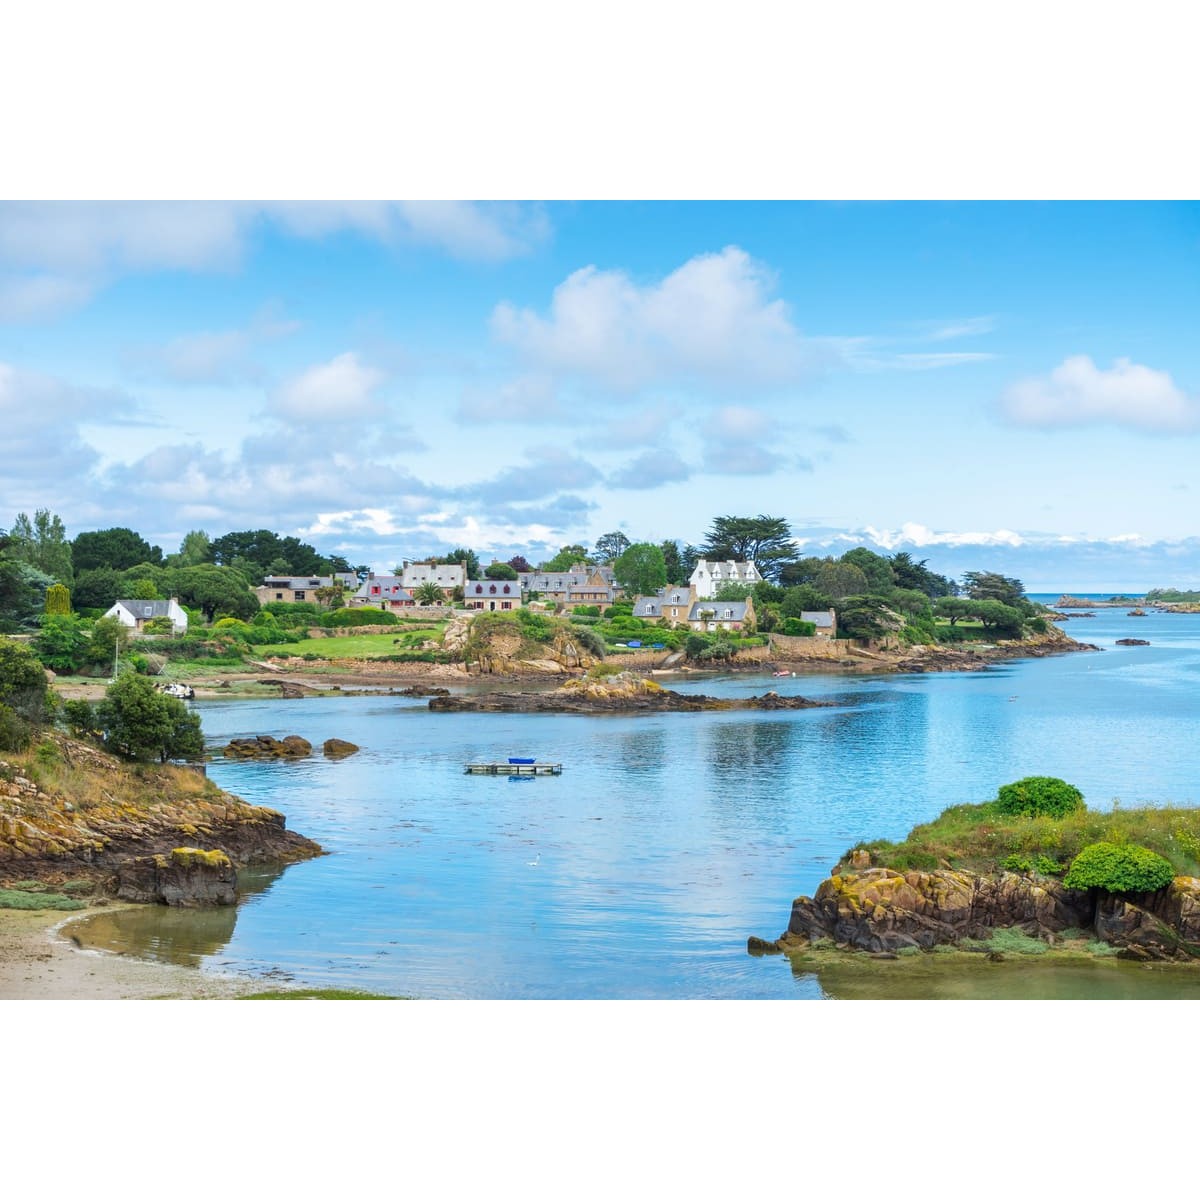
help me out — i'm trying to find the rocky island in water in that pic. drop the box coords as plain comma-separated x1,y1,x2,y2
751,776,1200,966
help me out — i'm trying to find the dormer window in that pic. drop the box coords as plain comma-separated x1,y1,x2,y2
489,584,497,594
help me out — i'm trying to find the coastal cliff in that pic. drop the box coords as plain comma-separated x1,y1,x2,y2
0,733,321,892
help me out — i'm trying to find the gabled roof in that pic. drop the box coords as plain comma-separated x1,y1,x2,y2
801,610,835,628
112,599,176,619
688,600,752,621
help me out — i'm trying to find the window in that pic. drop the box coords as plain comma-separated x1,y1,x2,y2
489,584,497,594
475,585,483,593
295,591,305,601
275,592,283,600
371,585,380,595
502,585,511,594
501,601,511,610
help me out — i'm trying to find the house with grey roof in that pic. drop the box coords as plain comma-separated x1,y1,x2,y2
689,558,762,599
255,573,358,606
687,596,756,632
633,586,695,624
351,574,415,611
800,609,837,637
398,562,466,596
104,597,189,635
518,568,617,611
464,579,522,611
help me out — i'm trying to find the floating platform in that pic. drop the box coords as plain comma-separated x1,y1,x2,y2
465,761,563,775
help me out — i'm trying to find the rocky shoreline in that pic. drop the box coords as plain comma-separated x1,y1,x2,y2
428,673,832,714
752,863,1200,964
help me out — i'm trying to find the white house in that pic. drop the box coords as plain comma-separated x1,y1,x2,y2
398,562,466,596
689,559,763,599
104,597,189,635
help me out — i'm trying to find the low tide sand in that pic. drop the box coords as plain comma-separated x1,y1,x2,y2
0,906,262,1000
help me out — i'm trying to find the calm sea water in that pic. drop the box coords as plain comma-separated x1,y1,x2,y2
72,603,1200,998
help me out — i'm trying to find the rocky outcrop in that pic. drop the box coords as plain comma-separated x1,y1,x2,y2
1116,638,1150,646
429,674,831,714
770,866,1200,961
322,738,360,757
0,735,322,886
220,734,312,758
115,847,237,906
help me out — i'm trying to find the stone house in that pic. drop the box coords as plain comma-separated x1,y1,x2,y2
518,568,616,611
464,580,523,612
255,573,358,606
104,597,189,635
633,585,695,625
801,609,837,638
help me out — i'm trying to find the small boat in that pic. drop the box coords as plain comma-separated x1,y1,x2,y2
772,670,790,677
508,756,536,765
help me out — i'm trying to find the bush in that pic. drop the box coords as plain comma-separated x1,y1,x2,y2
0,702,34,751
778,618,816,637
515,607,556,642
95,672,204,763
320,607,400,627
572,605,600,617
0,637,51,724
62,698,96,737
1063,842,1175,893
995,776,1084,819
571,625,607,658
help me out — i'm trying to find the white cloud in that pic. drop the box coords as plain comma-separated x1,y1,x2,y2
858,522,1025,550
457,373,560,423
0,273,97,320
491,245,810,391
270,352,385,422
608,449,692,490
1000,355,1199,432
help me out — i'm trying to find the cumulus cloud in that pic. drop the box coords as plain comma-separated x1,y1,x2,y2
1000,355,1199,432
270,352,386,422
857,522,1026,550
490,245,811,391
608,449,692,490
457,373,562,424
467,447,604,504
0,202,550,323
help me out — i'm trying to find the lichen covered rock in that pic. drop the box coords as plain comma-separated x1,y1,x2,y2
116,846,237,906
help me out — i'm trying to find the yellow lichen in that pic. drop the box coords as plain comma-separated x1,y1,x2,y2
169,846,231,869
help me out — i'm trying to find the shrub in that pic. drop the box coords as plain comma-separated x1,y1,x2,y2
45,583,72,616
778,618,816,637
0,702,34,751
995,776,1084,819
1063,842,1175,893
320,607,400,627
62,698,96,737
571,626,607,658
572,605,600,617
0,637,51,724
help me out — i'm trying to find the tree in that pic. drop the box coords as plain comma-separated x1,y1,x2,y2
86,616,130,669
484,562,518,580
840,547,895,593
890,551,956,598
35,614,89,672
713,582,754,601
962,571,1025,608
612,543,667,597
130,578,160,600
414,581,446,605
171,564,259,621
541,544,590,571
778,555,826,588
10,509,74,585
594,531,632,564
971,600,1024,637
314,581,348,608
44,583,71,616
814,559,869,600
507,555,533,574
71,567,122,611
699,515,797,581
934,597,974,626
95,672,203,763
659,540,685,585
781,585,833,617
834,594,904,639
72,527,163,572
438,548,481,579
172,529,211,567
0,636,51,723
0,553,55,632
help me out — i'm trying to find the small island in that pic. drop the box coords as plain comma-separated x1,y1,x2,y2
752,776,1200,965
429,670,832,714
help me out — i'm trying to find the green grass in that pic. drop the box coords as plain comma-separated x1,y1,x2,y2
237,988,404,1000
0,888,86,911
255,628,447,659
850,798,1200,879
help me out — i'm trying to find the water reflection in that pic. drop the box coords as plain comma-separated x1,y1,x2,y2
69,864,288,967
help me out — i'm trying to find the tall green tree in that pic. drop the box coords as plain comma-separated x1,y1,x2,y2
0,636,51,723
484,563,518,580
173,529,212,567
840,547,895,593
660,540,685,585
962,571,1026,607
814,559,869,600
436,548,481,578
171,564,259,621
541,545,591,571
613,543,667,597
72,527,163,572
35,615,89,672
699,515,797,581
890,551,956,598
95,673,203,763
594,531,632,564
10,509,74,585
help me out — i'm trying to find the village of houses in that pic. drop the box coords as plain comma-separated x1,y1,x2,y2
97,559,836,647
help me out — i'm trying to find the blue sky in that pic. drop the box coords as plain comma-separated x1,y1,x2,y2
2,200,1198,589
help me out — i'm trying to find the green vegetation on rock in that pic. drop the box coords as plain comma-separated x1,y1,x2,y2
995,776,1085,819
1062,842,1175,893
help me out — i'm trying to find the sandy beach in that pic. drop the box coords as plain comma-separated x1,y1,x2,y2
0,906,264,1000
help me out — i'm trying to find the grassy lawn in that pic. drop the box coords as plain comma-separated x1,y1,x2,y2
256,627,447,659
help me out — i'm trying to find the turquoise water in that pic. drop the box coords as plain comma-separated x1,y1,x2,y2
72,605,1200,998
